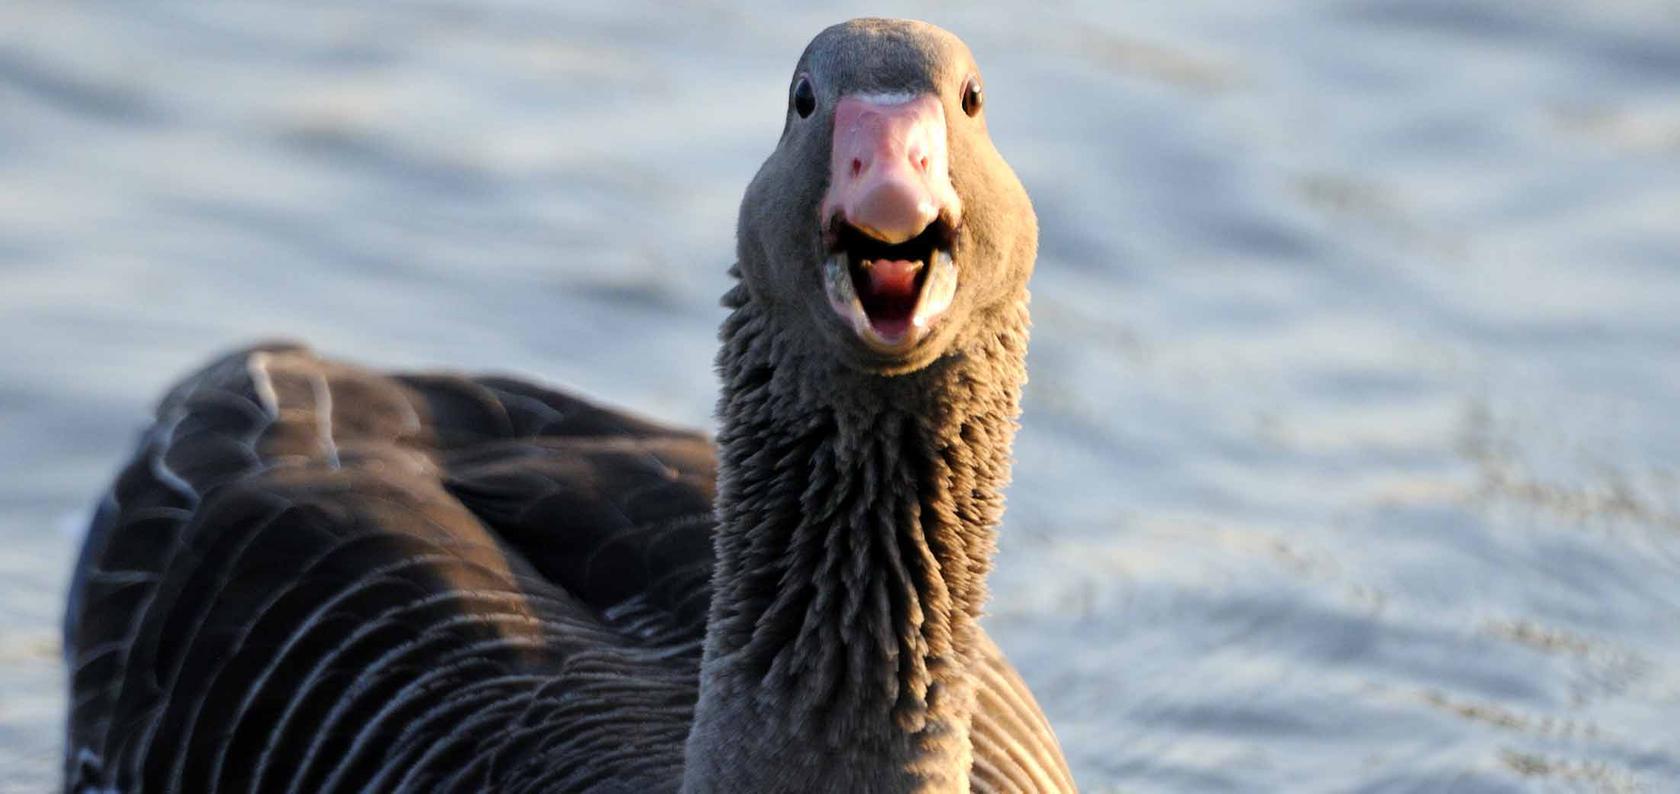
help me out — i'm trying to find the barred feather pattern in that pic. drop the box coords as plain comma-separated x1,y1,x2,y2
64,344,712,793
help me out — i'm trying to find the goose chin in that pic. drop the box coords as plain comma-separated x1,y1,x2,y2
823,248,958,355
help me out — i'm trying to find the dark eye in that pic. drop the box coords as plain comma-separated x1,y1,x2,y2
961,77,984,117
792,75,816,118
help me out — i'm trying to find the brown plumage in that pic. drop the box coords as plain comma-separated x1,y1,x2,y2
63,18,1074,793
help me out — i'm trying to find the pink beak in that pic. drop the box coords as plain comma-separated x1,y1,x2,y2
821,94,961,244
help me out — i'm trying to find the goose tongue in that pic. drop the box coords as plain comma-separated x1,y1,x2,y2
858,258,922,339
865,259,921,298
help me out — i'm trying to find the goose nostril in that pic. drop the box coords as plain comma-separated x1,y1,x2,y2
918,155,929,172
851,159,863,177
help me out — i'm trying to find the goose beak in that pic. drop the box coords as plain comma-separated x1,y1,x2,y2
822,94,960,247
819,94,962,355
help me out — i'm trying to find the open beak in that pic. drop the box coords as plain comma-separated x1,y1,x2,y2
820,93,962,354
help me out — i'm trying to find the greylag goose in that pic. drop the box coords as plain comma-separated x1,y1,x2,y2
63,18,1074,793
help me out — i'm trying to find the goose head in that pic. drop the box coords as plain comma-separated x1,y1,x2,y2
735,18,1037,375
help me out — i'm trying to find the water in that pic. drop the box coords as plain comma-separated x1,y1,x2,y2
3,1,1678,790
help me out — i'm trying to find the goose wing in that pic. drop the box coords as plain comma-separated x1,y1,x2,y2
64,344,711,793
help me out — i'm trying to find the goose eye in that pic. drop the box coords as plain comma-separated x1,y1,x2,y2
961,78,983,117
792,76,816,118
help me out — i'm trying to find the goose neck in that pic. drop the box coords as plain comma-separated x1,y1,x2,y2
682,294,1028,792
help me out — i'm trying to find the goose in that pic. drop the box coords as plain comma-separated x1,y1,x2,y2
62,18,1074,794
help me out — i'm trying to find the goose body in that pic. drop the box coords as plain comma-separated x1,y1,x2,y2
64,19,1074,794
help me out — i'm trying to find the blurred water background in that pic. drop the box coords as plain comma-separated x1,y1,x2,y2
3,1,1679,791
